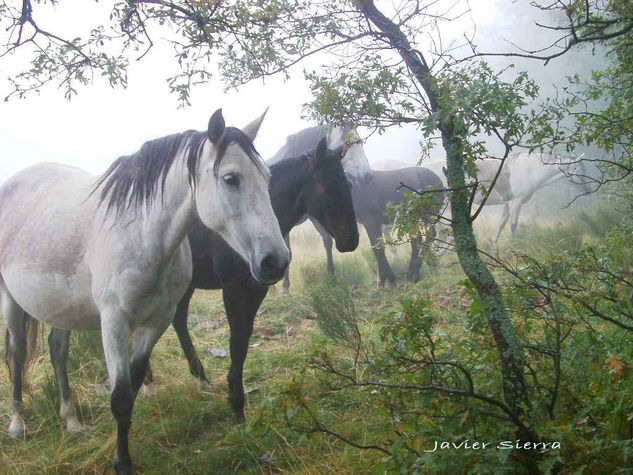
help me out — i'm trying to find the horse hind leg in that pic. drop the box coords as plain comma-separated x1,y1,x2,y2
1,283,31,438
365,222,396,287
406,237,423,283
323,233,336,277
172,284,210,390
493,203,510,249
282,234,292,296
48,328,83,433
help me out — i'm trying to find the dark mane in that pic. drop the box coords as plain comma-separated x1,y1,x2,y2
94,127,261,216
268,150,314,198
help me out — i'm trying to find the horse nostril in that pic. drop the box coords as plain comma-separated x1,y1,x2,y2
261,252,288,275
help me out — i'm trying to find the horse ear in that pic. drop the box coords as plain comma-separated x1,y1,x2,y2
332,144,345,161
208,109,226,145
315,137,328,167
325,126,341,149
241,107,268,141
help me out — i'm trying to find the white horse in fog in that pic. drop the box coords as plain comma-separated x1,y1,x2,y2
490,152,591,243
424,152,590,248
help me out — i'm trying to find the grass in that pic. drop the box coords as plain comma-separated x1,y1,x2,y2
0,204,623,474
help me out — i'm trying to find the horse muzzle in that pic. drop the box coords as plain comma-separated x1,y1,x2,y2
335,228,359,253
251,249,290,285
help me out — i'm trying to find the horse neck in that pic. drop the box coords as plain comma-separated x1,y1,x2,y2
137,157,198,257
268,154,313,235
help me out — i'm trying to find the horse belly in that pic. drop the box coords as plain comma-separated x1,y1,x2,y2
1,265,100,330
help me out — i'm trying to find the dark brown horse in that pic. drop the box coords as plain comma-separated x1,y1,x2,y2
285,167,444,291
48,138,359,425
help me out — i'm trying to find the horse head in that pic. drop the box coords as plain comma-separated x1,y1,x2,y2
326,124,373,185
195,109,289,285
304,137,359,252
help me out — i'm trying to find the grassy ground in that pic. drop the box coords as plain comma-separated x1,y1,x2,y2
0,202,616,474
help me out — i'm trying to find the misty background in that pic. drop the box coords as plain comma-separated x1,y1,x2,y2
0,0,604,215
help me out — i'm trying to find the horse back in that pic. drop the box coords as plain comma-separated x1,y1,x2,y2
353,167,443,224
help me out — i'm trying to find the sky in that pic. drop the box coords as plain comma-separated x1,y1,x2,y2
0,0,533,184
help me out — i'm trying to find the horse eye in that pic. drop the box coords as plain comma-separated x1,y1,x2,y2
222,173,240,187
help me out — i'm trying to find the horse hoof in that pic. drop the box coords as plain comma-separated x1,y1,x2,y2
199,380,212,392
114,462,133,475
233,413,246,425
7,419,25,438
66,418,84,434
283,289,291,297
141,383,157,398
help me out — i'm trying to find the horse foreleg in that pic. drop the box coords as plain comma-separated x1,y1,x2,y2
223,280,268,423
312,219,336,277
1,284,28,438
101,311,135,475
172,284,209,389
130,324,168,398
106,318,169,475
366,222,396,287
141,363,157,397
48,328,83,433
493,203,511,248
282,234,292,296
323,233,336,277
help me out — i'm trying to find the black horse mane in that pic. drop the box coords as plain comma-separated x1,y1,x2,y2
93,127,261,216
268,143,348,202
268,149,318,199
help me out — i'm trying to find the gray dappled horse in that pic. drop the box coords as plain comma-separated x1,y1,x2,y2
268,123,373,184
0,110,288,474
306,167,445,289
48,137,359,428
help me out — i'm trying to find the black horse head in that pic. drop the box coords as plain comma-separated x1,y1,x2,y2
303,138,359,252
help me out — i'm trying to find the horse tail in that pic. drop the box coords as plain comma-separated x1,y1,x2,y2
4,313,39,383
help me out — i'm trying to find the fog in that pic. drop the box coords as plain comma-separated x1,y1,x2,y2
0,0,605,192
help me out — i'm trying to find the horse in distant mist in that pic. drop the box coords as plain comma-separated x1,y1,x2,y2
287,167,445,290
268,123,373,184
425,152,592,247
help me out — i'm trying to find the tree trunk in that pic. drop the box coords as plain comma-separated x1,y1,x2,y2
358,1,539,464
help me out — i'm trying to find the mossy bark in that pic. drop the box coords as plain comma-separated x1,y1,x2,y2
359,1,539,458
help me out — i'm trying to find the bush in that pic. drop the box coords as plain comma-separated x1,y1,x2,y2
305,278,361,353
